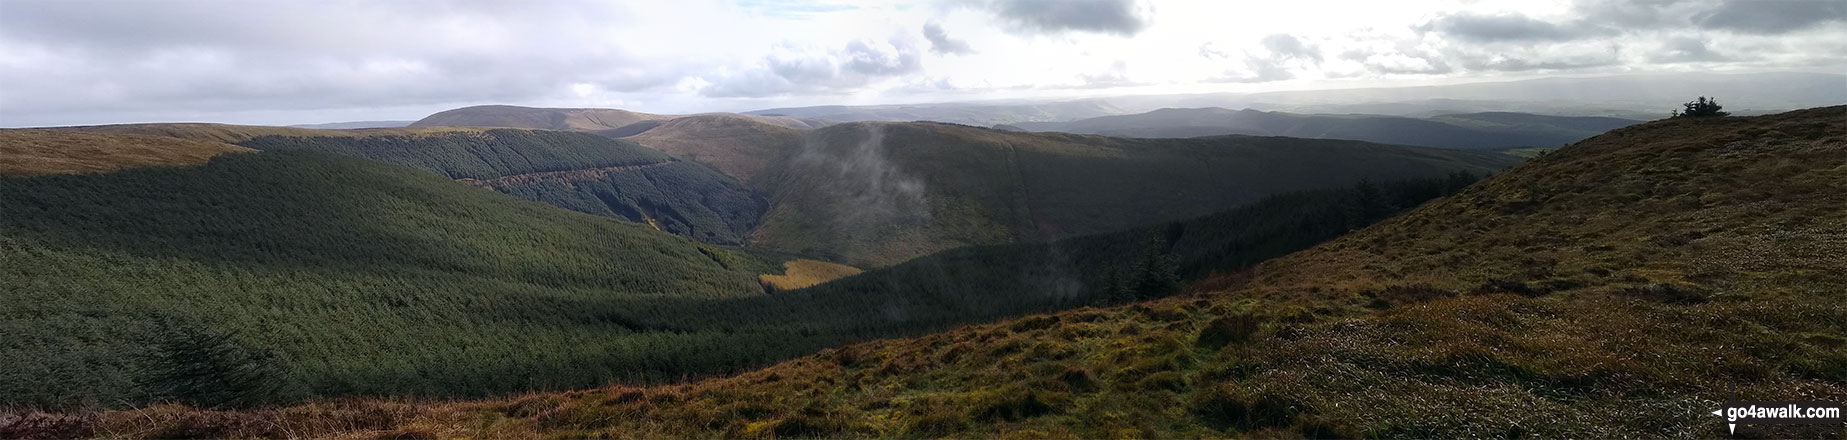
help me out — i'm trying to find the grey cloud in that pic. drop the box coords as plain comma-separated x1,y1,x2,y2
1569,0,1689,29
1076,61,1135,88
1261,34,1321,63
1695,0,1847,34
1417,12,1582,42
843,39,924,76
1197,42,1229,59
1351,50,1454,74
1651,37,1732,62
702,38,923,98
990,0,1150,36
1211,57,1294,83
922,22,974,55
1456,53,1622,72
0,1,689,124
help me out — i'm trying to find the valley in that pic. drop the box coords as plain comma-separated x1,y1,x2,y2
3,3,1841,436
40,104,1839,440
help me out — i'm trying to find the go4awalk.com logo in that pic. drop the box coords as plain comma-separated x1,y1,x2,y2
1713,400,1844,435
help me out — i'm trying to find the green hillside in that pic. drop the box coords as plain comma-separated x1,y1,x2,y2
1,129,1471,414
95,107,1842,439
752,121,1521,266
234,129,767,245
60,124,768,245
0,150,781,409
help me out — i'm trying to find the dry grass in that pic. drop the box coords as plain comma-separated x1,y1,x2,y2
628,114,806,186
759,259,865,292
0,129,253,176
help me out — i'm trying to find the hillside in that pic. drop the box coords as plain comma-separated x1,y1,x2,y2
57,123,768,245
0,129,252,175
0,150,784,409
409,105,831,132
86,106,1846,439
409,105,674,131
1014,107,1641,149
751,121,1520,266
625,113,808,187
0,135,1477,417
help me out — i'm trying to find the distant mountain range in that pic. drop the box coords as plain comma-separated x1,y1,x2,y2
743,100,1125,126
407,104,832,134
1014,108,1643,149
742,72,1847,122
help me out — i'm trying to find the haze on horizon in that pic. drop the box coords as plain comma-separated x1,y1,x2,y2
1,0,1842,127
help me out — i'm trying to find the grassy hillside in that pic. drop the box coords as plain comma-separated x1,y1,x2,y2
88,106,1844,439
408,105,673,131
1015,107,1642,149
625,114,808,187
752,121,1520,267
0,129,252,175
0,150,787,409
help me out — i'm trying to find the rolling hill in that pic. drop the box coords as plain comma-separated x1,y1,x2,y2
0,129,252,175
409,105,832,133
744,100,1126,126
748,121,1521,266
1014,107,1641,149
624,113,809,187
84,106,1845,439
54,124,768,245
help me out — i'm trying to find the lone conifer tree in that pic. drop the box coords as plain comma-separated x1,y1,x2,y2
1672,96,1730,118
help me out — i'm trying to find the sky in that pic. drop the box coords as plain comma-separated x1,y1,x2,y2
1,0,1842,127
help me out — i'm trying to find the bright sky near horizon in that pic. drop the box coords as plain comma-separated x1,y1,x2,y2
1,0,1842,127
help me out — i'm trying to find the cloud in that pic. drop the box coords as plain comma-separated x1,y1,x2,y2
1261,34,1321,63
701,38,923,98
1695,0,1847,34
1651,37,1732,62
1416,12,1582,42
989,0,1151,36
922,22,974,55
1354,51,1453,74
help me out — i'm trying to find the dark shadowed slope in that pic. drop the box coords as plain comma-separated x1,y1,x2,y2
751,121,1521,266
1016,107,1642,149
97,106,1846,439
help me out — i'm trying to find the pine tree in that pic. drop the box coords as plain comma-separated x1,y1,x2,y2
138,325,291,409
1672,96,1730,118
